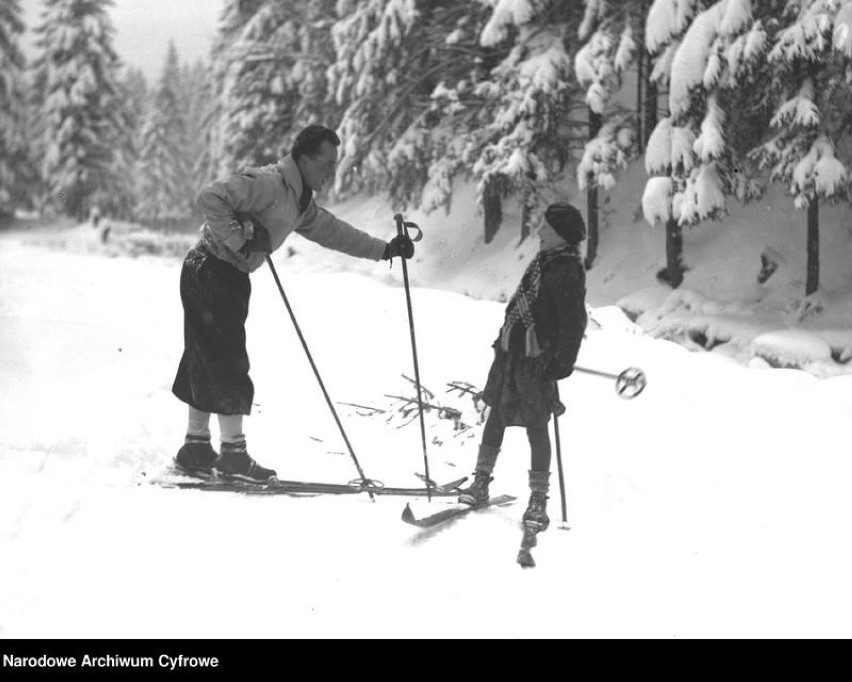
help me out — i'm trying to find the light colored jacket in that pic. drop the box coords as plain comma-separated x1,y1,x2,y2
197,155,387,273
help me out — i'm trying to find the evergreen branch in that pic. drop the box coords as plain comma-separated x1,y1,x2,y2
365,61,457,145
338,401,386,416
384,394,462,421
446,381,481,397
401,374,435,401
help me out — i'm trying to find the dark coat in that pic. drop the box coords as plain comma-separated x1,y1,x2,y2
499,252,587,379
482,251,587,427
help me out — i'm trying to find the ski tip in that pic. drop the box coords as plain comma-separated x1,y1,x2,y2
401,503,415,524
437,476,468,492
415,472,437,487
517,549,536,569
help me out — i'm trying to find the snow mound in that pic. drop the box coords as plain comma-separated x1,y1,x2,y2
588,305,646,335
750,329,833,369
657,288,723,316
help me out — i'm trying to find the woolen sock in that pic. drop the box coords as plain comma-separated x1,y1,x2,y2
187,406,211,440
474,444,500,475
218,414,244,444
221,440,248,455
528,470,551,494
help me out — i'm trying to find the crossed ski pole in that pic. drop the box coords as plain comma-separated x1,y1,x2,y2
552,365,647,526
523,366,648,566
265,256,375,501
574,365,648,399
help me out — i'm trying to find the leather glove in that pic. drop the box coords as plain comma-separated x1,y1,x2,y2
383,234,414,260
237,219,272,256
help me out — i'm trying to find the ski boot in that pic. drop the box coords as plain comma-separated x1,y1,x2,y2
174,435,218,477
215,441,277,483
458,470,493,506
522,470,551,532
458,444,499,506
522,491,550,532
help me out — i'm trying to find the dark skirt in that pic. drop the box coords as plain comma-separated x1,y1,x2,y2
172,242,254,415
481,347,565,427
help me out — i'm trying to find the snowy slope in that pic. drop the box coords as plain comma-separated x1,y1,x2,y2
3,218,852,637
304,164,852,373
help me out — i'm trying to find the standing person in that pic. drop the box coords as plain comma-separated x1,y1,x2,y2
172,125,414,482
458,203,588,531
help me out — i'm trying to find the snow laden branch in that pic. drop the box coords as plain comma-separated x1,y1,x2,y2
479,0,537,47
792,136,848,205
329,0,420,196
752,2,852,210
573,1,639,195
643,0,764,229
0,0,32,216
465,13,576,230
578,119,634,191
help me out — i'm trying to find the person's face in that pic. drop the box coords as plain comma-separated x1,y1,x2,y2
538,221,564,251
298,141,338,192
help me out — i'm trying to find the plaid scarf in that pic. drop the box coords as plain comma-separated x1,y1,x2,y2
500,243,581,357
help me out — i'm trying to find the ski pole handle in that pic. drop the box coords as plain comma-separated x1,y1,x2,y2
393,213,423,242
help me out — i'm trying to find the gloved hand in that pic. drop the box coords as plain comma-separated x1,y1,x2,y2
237,219,272,256
383,234,414,260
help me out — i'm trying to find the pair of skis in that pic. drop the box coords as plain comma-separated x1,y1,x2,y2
401,494,550,568
154,467,468,498
157,468,550,567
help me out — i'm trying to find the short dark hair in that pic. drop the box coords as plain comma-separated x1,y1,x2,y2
291,125,340,161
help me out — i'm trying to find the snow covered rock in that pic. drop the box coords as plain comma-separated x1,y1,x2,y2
590,305,646,335
750,329,833,369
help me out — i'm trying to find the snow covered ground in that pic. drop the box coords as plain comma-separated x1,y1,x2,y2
3,211,852,638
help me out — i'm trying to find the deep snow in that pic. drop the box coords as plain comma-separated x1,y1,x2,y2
3,210,852,637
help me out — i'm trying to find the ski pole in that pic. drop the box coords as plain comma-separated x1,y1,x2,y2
265,256,375,501
574,365,647,399
553,385,569,530
392,213,432,501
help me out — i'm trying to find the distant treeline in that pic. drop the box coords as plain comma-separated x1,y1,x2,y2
2,1,850,296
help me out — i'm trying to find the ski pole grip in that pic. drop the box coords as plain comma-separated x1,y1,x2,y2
393,213,423,242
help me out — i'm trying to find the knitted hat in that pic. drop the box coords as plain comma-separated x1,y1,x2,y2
544,203,586,244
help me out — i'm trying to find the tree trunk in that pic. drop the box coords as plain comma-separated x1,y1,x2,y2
806,196,819,296
645,80,658,149
635,0,658,150
635,8,645,154
585,109,602,270
520,187,532,243
666,215,684,288
483,177,502,244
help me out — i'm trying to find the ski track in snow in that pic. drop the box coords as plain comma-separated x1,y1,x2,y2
2,227,852,637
